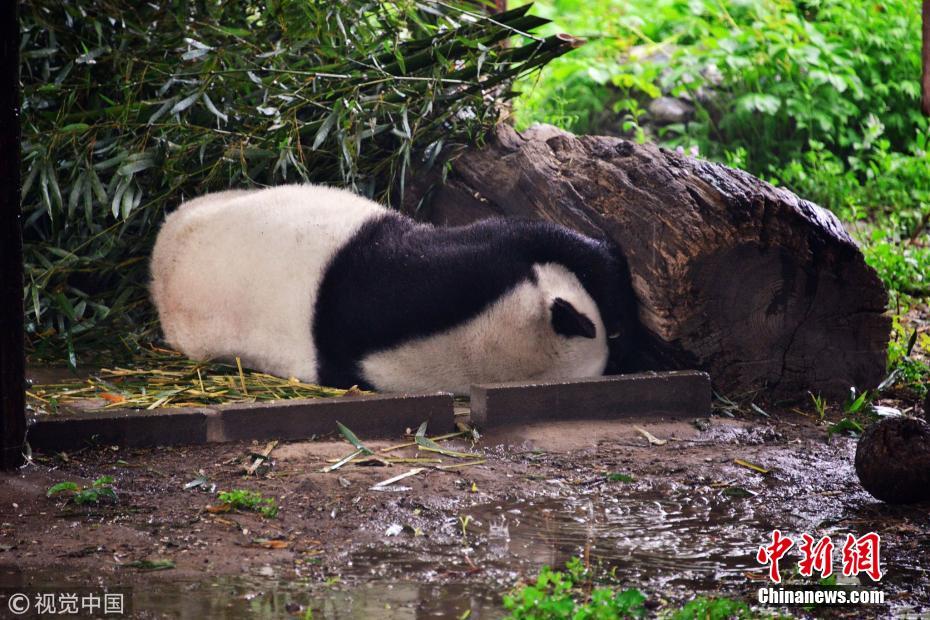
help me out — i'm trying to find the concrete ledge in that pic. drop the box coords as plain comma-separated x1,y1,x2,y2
470,371,710,428
26,407,213,452
27,392,455,451
211,393,454,442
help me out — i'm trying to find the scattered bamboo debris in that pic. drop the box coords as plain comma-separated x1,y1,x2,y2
323,420,485,474
435,460,487,471
28,346,363,412
414,421,482,458
734,458,770,475
245,441,278,476
371,467,426,491
321,421,376,473
634,426,667,446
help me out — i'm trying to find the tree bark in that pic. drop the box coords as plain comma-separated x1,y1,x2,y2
406,124,890,400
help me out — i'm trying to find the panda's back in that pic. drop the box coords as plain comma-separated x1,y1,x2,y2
150,184,388,381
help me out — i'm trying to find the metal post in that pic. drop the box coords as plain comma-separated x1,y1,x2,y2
1,0,26,470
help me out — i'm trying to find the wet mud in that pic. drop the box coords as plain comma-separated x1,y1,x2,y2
1,411,928,618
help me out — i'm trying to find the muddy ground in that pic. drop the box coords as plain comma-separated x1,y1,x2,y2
1,403,929,618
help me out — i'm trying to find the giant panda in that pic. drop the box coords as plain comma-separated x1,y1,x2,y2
150,184,635,395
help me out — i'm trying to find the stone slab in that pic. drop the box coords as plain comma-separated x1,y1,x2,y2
470,371,711,428
211,393,454,442
27,407,212,452
27,392,455,451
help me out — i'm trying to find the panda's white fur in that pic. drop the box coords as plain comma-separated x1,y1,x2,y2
151,185,388,381
360,263,607,393
150,184,620,394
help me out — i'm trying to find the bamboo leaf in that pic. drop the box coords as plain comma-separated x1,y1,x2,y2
336,421,373,454
170,92,200,115
312,109,339,151
202,93,229,123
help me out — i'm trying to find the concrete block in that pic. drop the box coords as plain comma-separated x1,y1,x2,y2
470,370,710,428
213,392,455,441
27,392,455,451
27,407,212,451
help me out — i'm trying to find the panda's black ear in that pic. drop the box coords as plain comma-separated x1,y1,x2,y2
550,297,596,339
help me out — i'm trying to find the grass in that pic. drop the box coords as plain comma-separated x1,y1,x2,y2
27,346,361,412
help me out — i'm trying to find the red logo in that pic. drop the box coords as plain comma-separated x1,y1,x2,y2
756,531,882,583
756,529,794,583
798,534,834,578
842,533,883,581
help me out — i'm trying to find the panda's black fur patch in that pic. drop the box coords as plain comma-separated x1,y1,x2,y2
312,214,637,389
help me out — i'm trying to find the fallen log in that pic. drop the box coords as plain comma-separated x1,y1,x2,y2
405,124,890,400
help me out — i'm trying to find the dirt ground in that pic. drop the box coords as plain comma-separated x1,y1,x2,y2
2,403,929,618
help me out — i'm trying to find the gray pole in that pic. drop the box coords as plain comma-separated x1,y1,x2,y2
1,0,26,470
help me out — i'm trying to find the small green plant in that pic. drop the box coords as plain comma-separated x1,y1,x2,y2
217,489,279,518
506,561,775,619
47,476,117,505
504,562,647,619
459,515,473,545
827,388,879,438
670,596,752,620
607,472,635,483
808,392,827,422
885,313,930,399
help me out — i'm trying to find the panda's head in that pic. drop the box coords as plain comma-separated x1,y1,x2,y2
525,262,611,381
525,225,639,377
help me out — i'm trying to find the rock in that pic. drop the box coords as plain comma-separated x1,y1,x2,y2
855,417,930,504
647,97,695,124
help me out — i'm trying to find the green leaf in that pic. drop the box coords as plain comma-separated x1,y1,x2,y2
312,109,339,151
415,434,481,458
169,92,200,115
60,123,91,134
47,482,79,497
336,421,372,454
202,93,229,123
126,559,175,571
117,159,154,176
735,93,781,115
606,472,634,483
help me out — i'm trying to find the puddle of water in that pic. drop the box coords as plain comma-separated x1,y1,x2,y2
347,493,763,592
3,491,925,618
0,567,503,619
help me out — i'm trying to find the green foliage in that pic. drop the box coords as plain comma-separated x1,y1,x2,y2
22,0,570,363
516,0,928,180
826,388,879,438
218,489,279,518
606,472,634,483
669,596,752,620
514,0,930,399
808,392,826,422
861,233,930,299
514,0,930,291
47,476,118,505
504,558,647,619
504,559,764,619
886,314,930,398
